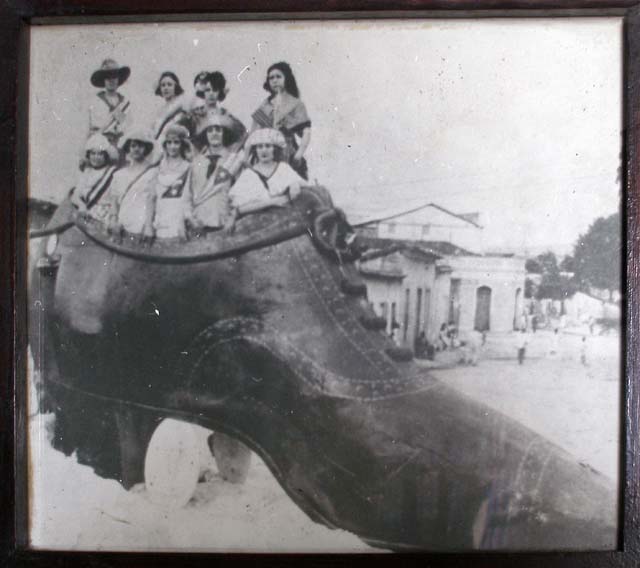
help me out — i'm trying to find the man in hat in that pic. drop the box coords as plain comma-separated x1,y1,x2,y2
88,58,133,147
106,129,157,235
184,114,239,232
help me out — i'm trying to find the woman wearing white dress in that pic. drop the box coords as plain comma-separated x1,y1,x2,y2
143,124,192,239
227,128,304,229
106,129,157,234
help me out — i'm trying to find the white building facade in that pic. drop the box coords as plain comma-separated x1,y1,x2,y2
357,204,526,351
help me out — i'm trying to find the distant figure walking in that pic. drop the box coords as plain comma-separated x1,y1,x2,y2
437,323,449,351
517,329,528,365
550,328,561,357
580,336,588,366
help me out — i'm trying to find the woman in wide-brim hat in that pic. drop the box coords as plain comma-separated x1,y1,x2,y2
90,58,131,88
87,58,133,146
227,127,305,226
184,114,240,231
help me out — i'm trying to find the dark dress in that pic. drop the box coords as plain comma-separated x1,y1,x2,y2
252,94,311,179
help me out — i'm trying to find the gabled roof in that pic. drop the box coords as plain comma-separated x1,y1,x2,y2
353,202,483,229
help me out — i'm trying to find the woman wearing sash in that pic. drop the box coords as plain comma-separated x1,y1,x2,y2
151,71,189,142
71,134,119,222
106,130,157,234
87,59,133,148
184,113,239,232
228,128,303,228
142,124,192,239
251,62,311,180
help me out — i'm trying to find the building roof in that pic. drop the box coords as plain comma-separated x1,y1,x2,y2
358,235,478,258
353,202,483,229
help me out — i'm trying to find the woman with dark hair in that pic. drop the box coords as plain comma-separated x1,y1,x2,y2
199,71,246,150
151,71,189,141
251,61,311,179
193,70,209,99
142,124,192,239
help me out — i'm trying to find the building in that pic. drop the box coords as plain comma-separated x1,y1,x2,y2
356,203,526,351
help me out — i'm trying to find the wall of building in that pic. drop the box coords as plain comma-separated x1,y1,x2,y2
363,255,440,349
445,256,527,333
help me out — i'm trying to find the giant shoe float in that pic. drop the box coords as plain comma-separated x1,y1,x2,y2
28,187,617,551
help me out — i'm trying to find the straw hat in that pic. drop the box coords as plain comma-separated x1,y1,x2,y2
90,59,131,88
245,128,286,150
120,129,155,155
85,133,119,163
194,113,237,147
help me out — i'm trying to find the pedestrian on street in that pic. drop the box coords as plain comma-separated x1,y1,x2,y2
580,336,588,366
517,329,528,365
550,328,561,357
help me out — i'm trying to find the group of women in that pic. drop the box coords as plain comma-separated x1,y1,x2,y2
72,58,312,238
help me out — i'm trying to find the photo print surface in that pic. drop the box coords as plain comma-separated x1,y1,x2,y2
27,18,622,552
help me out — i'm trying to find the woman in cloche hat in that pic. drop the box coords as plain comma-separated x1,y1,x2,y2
227,127,305,229
87,58,133,147
70,133,120,221
183,113,240,232
142,124,192,240
106,129,158,235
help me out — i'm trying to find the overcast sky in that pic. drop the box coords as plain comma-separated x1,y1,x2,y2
29,18,622,253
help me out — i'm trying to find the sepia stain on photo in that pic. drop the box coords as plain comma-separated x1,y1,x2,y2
26,18,621,552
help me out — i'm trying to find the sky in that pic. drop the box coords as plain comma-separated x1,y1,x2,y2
29,18,622,254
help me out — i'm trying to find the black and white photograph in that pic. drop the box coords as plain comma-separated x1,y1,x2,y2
26,17,622,552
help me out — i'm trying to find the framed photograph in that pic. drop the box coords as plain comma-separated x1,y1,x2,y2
3,1,638,566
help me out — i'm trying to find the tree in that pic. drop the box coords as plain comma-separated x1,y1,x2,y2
525,251,577,301
559,255,575,274
525,258,543,274
573,213,620,299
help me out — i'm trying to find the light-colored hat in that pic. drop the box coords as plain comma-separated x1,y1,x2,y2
163,123,190,141
85,133,119,162
188,95,207,112
91,59,131,88
120,129,155,154
194,113,237,147
246,128,286,150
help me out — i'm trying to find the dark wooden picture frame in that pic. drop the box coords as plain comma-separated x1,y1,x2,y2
2,1,638,566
